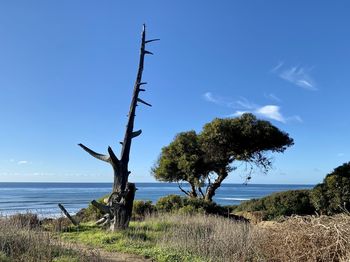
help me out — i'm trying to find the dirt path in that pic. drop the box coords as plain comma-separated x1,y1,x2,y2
59,240,153,262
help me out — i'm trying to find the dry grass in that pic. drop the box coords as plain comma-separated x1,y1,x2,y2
3,212,350,261
152,213,350,262
257,214,350,262
0,213,101,262
158,213,261,261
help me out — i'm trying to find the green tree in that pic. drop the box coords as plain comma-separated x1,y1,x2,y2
152,113,294,201
311,162,350,214
152,131,209,198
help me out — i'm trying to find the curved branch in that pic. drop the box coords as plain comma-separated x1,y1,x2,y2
78,143,110,163
198,187,205,198
107,146,120,165
177,181,190,196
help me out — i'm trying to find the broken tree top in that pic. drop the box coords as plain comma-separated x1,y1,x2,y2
78,24,159,192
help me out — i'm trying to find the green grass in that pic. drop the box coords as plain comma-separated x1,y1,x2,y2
60,220,205,262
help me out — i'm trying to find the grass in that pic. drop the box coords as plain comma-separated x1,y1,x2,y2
61,219,203,262
60,214,261,261
3,212,350,261
0,213,101,262
60,213,350,262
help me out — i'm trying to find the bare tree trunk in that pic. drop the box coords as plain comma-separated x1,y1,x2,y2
78,25,158,230
189,183,198,198
205,169,228,202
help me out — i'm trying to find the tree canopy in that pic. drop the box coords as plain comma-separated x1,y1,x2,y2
311,162,350,215
152,113,294,201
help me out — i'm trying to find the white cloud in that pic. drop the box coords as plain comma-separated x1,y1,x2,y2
337,153,345,157
279,66,317,90
255,105,286,123
232,110,248,117
232,105,287,123
204,92,301,124
18,160,29,165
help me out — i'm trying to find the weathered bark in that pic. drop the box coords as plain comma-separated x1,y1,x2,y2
205,169,229,201
58,203,79,226
78,25,157,230
109,183,136,230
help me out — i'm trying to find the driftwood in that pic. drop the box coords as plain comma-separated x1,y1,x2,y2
58,203,79,226
79,25,158,231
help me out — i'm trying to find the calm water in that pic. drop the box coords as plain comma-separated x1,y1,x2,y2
0,182,313,217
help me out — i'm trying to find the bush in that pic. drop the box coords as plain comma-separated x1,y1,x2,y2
132,200,155,220
155,194,235,217
235,190,315,220
311,162,350,215
76,194,109,222
77,195,156,222
155,195,184,212
8,213,40,229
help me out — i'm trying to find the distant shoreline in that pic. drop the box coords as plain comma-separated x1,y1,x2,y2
0,181,315,186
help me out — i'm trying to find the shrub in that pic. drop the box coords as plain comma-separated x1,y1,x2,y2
77,195,156,222
155,195,235,217
155,195,184,212
8,213,40,229
235,190,315,220
256,214,350,261
311,162,350,215
132,200,155,220
75,194,109,222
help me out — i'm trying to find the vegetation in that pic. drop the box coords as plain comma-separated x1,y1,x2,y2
0,214,101,262
79,194,235,222
311,162,350,215
59,213,350,262
152,113,293,201
60,218,202,262
235,190,315,220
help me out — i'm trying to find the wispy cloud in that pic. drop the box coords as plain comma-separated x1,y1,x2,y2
337,153,345,157
18,160,29,165
272,63,317,91
265,93,282,103
203,92,233,107
271,61,284,73
203,92,301,124
203,92,218,103
234,97,257,110
233,105,287,123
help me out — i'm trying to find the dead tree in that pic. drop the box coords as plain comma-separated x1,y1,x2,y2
78,25,158,231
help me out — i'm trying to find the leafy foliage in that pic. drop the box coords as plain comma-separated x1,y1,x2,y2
200,113,293,170
132,200,155,220
311,162,350,215
152,113,294,200
235,190,315,220
155,194,234,216
152,131,208,197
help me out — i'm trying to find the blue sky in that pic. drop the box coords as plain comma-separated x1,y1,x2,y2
0,1,349,184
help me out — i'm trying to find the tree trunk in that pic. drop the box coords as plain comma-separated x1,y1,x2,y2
205,169,228,201
189,183,198,198
78,25,158,230
109,183,136,230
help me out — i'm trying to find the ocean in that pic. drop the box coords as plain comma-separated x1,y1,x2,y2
0,182,314,217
